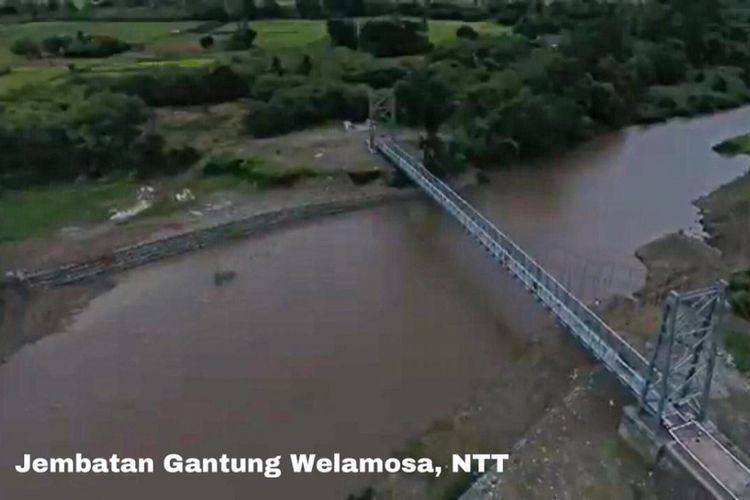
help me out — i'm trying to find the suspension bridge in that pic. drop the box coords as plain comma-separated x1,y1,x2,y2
368,93,750,499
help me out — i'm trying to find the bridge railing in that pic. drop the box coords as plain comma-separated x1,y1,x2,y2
377,138,652,400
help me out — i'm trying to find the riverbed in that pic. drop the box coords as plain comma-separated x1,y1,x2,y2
2,107,750,499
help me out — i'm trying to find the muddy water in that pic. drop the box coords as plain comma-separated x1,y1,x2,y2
2,108,750,499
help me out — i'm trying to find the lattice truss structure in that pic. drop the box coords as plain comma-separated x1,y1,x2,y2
368,90,396,148
639,283,728,430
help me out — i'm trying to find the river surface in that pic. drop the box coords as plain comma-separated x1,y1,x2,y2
2,108,750,499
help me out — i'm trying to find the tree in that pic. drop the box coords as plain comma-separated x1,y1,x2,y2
395,65,456,173
298,54,313,76
456,25,479,40
271,56,284,76
296,0,324,18
327,18,358,50
358,18,432,57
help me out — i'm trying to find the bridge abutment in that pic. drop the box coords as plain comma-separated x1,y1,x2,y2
619,405,742,499
618,405,667,464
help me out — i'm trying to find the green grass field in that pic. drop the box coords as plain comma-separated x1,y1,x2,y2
0,181,136,242
427,20,507,43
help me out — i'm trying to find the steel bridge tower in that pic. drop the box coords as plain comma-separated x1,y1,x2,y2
368,89,396,150
638,283,728,431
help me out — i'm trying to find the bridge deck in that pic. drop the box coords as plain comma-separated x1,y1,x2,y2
373,136,750,499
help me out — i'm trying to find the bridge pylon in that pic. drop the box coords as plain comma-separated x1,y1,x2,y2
368,89,396,150
638,282,728,431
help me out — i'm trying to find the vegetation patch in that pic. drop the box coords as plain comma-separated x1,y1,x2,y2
714,133,750,156
725,329,750,375
85,64,249,106
203,156,316,188
0,89,198,188
0,181,135,242
730,270,750,320
246,80,368,137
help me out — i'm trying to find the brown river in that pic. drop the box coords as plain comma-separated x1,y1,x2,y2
2,108,750,499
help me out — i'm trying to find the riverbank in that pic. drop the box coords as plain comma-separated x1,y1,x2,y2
0,184,419,362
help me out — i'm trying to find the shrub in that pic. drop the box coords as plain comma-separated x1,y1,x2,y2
257,0,286,18
0,66,10,78
358,18,432,57
200,35,215,49
225,26,257,50
192,5,229,22
342,63,407,88
296,0,325,18
324,0,364,16
96,65,250,106
0,4,19,16
725,330,750,374
64,34,131,58
10,38,41,58
327,18,358,50
456,25,480,40
41,34,72,55
298,54,313,76
251,73,307,101
363,0,395,16
492,1,525,25
712,75,728,93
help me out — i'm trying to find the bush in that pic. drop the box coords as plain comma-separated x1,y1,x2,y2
192,5,230,22
41,34,72,55
492,1,525,25
324,0,364,17
712,75,728,93
64,34,130,58
297,0,325,18
358,18,432,57
342,63,407,88
225,26,257,50
10,38,41,58
257,0,286,18
327,18,358,50
0,66,10,78
456,25,480,40
200,35,215,49
246,82,368,137
95,65,250,106
363,0,395,16
0,4,19,16
251,73,307,101
725,330,750,374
